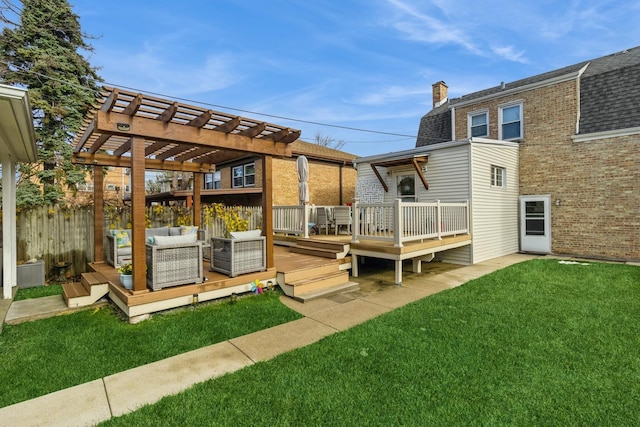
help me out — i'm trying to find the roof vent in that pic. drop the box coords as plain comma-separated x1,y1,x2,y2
500,81,506,90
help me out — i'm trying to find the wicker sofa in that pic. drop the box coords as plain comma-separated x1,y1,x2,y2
106,226,197,268
146,233,203,291
210,230,266,277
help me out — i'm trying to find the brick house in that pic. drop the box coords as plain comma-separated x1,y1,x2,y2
149,139,357,207
417,46,640,262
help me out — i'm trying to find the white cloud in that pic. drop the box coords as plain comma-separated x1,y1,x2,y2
384,0,482,55
492,45,528,64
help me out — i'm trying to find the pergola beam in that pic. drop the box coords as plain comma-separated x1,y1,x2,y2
94,111,292,157
72,152,214,173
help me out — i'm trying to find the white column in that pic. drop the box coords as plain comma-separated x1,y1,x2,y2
2,158,17,299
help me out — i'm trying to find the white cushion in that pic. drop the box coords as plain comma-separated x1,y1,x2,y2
153,234,198,245
230,230,262,240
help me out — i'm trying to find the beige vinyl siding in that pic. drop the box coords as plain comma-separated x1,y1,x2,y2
422,144,472,264
416,144,470,203
469,142,519,263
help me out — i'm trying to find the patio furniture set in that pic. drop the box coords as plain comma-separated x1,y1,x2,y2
315,206,352,235
106,226,266,291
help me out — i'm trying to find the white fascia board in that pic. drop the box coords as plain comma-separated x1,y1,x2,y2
571,126,640,143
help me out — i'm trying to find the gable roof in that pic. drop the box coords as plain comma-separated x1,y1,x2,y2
416,45,640,146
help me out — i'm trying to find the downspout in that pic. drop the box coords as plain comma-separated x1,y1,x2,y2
575,63,589,135
339,161,344,205
451,106,456,140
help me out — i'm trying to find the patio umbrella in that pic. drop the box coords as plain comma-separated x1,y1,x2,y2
296,155,309,204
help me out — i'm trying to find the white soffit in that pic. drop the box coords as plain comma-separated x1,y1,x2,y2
0,84,37,162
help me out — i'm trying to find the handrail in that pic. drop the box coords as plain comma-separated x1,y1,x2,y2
351,199,469,247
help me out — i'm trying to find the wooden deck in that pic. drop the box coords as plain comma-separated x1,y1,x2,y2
86,233,471,319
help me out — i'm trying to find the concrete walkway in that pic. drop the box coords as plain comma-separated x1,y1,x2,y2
0,254,538,426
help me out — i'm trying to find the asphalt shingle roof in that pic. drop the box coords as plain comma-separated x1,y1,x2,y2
415,45,640,145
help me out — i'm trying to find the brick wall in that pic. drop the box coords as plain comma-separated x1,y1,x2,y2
454,80,640,261
271,158,356,206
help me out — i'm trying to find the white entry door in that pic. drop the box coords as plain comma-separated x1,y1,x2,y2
520,195,551,253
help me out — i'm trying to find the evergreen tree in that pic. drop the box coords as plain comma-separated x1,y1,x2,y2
0,0,102,206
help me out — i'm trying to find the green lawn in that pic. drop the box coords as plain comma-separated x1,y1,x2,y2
100,259,640,426
0,289,302,407
12,284,63,301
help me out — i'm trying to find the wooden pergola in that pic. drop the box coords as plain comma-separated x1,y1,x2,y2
71,86,300,292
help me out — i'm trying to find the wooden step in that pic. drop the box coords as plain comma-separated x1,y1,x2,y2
288,270,350,296
281,262,342,284
292,281,360,303
81,271,110,292
289,246,343,259
64,272,111,308
62,282,89,306
295,239,350,253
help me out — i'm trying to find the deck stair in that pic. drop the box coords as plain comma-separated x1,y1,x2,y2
279,240,358,302
62,272,110,308
289,238,350,259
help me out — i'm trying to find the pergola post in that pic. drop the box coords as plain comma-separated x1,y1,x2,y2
193,173,202,228
131,137,147,291
262,155,274,269
93,167,104,264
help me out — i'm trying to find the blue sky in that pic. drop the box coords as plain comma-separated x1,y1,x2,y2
73,0,639,157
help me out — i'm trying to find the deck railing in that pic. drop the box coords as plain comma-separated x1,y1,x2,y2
351,199,469,247
272,199,469,246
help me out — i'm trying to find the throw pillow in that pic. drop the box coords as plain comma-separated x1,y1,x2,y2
114,230,131,248
180,226,198,235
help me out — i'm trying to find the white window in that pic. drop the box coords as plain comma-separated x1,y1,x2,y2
468,110,488,137
491,165,506,188
232,163,255,188
499,102,523,140
106,183,116,191
124,185,131,193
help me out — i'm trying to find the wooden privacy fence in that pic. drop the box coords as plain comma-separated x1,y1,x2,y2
7,204,262,281
14,205,95,280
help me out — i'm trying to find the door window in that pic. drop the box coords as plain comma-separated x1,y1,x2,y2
396,174,415,202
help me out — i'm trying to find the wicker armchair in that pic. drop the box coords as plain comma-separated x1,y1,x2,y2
146,240,203,291
210,231,266,277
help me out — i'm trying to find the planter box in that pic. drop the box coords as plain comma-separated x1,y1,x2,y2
17,260,45,288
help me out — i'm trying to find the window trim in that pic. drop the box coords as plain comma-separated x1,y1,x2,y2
491,165,506,188
498,101,523,141
468,110,489,138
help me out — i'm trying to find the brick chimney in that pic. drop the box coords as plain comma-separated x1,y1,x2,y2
432,81,448,108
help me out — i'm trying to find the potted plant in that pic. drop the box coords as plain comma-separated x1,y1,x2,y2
118,262,133,290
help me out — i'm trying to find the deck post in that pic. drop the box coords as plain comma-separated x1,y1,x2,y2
302,202,309,239
394,259,403,285
351,198,360,243
393,198,402,247
436,200,442,240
